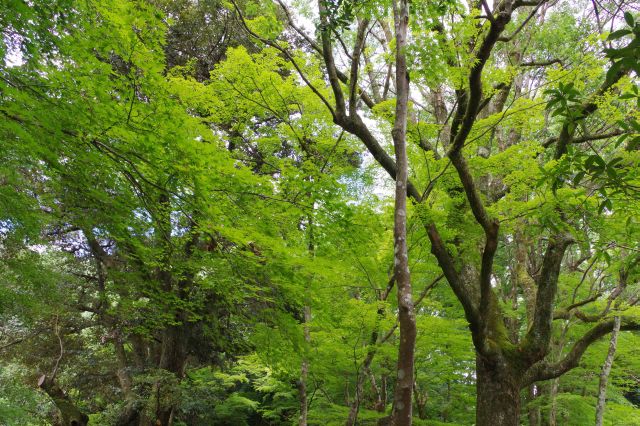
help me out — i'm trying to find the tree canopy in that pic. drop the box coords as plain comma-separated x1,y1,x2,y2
0,0,639,425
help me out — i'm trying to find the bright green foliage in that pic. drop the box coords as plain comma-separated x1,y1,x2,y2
1,0,639,425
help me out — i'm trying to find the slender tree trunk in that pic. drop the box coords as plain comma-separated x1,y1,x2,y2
347,274,395,425
299,305,311,426
298,359,309,426
346,334,382,425
114,338,141,426
299,208,316,426
381,373,388,411
346,368,365,426
527,384,540,426
413,381,428,420
475,356,521,426
390,0,415,424
548,379,559,426
595,316,621,426
370,370,384,412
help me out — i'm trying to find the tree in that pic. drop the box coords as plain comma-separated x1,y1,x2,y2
1,0,639,425
230,0,640,424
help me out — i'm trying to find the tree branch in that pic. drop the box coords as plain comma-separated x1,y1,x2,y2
543,131,624,149
523,317,640,385
349,19,370,117
498,2,545,43
520,58,563,67
553,293,601,320
231,0,335,116
522,233,574,358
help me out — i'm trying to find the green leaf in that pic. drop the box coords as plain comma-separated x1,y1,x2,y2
608,29,632,40
624,12,634,27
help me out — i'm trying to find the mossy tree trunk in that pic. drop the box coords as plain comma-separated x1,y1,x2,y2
475,357,522,426
38,376,89,426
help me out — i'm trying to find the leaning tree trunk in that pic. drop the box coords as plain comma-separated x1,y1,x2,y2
595,316,621,426
475,356,521,426
38,375,89,426
389,0,415,424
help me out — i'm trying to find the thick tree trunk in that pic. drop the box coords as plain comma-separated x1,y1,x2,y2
156,325,188,425
475,357,521,426
38,375,89,426
595,316,621,426
138,323,188,426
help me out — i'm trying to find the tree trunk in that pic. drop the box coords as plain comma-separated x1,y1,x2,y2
114,338,140,426
370,370,385,412
299,208,315,426
380,374,388,412
38,375,89,426
346,368,365,426
298,360,309,426
347,294,389,425
595,316,621,426
299,305,311,426
138,323,188,426
475,357,521,426
390,0,415,425
157,325,187,425
413,381,428,420
548,379,559,426
527,384,540,426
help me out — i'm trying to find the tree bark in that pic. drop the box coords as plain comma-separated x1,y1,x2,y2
389,0,415,425
38,375,89,426
548,379,559,426
299,305,311,426
113,338,141,426
475,356,521,426
346,366,365,426
155,324,188,426
526,384,540,426
138,323,188,426
266,2,637,426
595,316,621,426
